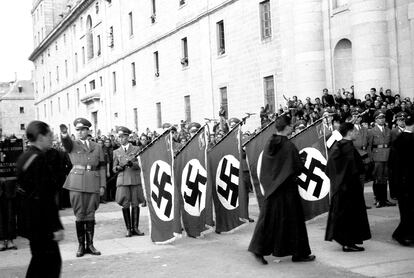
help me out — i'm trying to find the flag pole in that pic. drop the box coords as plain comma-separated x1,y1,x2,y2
173,123,208,158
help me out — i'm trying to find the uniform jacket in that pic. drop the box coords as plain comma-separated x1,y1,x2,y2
113,144,141,186
367,125,391,162
61,135,106,193
16,146,63,240
353,125,369,162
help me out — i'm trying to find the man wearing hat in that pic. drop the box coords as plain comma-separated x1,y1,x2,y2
188,122,201,137
367,111,395,208
113,127,144,237
389,112,407,200
228,118,241,130
60,118,106,257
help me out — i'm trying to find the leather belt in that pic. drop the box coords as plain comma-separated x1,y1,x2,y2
73,165,98,171
373,144,388,149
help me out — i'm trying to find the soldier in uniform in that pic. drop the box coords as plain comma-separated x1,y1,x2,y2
389,112,406,200
228,118,241,130
188,122,201,137
60,118,106,257
367,111,395,208
113,127,145,237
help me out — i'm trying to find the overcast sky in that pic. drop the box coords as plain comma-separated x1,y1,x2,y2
0,1,33,82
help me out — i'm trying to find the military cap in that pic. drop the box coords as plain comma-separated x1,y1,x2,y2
73,118,92,130
188,122,201,133
395,112,407,121
117,126,132,136
228,117,241,127
351,108,363,116
162,123,172,129
374,110,386,119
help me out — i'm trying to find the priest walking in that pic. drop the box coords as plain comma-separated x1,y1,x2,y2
325,122,371,252
248,115,315,264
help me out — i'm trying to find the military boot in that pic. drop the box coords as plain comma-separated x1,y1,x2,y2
75,221,86,257
131,206,144,236
85,221,101,255
122,208,132,237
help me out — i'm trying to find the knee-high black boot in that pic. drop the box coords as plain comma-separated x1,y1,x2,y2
122,208,132,237
75,221,85,257
131,206,144,236
85,221,101,255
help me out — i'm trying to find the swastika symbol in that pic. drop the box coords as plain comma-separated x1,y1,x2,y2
184,163,206,208
297,147,330,202
298,152,326,199
152,163,172,218
218,157,239,207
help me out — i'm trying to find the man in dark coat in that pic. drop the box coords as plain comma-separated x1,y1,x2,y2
389,114,414,246
17,121,64,278
325,122,371,252
248,115,315,264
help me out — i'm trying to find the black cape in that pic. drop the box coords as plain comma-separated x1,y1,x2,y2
325,139,371,245
248,135,311,257
390,132,414,241
259,135,303,199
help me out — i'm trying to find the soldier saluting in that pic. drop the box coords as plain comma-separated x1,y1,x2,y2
113,126,145,237
60,118,106,257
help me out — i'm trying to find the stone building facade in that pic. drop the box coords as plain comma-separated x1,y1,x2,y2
0,81,35,138
29,0,414,135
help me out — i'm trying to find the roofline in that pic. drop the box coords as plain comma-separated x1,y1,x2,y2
28,0,94,62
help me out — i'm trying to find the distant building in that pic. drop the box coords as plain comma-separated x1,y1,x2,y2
0,80,35,138
29,0,414,134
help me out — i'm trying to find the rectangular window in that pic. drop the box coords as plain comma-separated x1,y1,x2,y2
219,87,228,119
109,26,114,47
114,112,118,118
181,37,188,67
99,76,103,86
184,95,191,122
217,21,225,55
65,59,68,77
97,35,101,56
128,12,134,36
75,52,78,72
67,92,70,109
42,76,45,92
154,51,159,77
56,66,59,83
151,0,156,23
84,84,87,94
44,103,47,117
20,124,25,131
112,71,117,93
19,107,24,114
50,100,53,116
133,108,138,131
89,80,96,90
156,102,162,128
77,88,80,106
58,97,61,112
264,75,275,113
49,72,52,88
260,0,272,40
131,62,136,86
82,47,85,65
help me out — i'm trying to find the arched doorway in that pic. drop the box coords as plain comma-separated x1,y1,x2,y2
334,39,353,92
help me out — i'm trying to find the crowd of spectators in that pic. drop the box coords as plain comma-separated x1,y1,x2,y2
260,87,413,135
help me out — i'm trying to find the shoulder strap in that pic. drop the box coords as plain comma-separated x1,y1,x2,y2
22,154,38,172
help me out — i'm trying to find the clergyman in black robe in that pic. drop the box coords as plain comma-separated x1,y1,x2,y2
389,114,414,246
248,115,315,264
325,122,371,252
